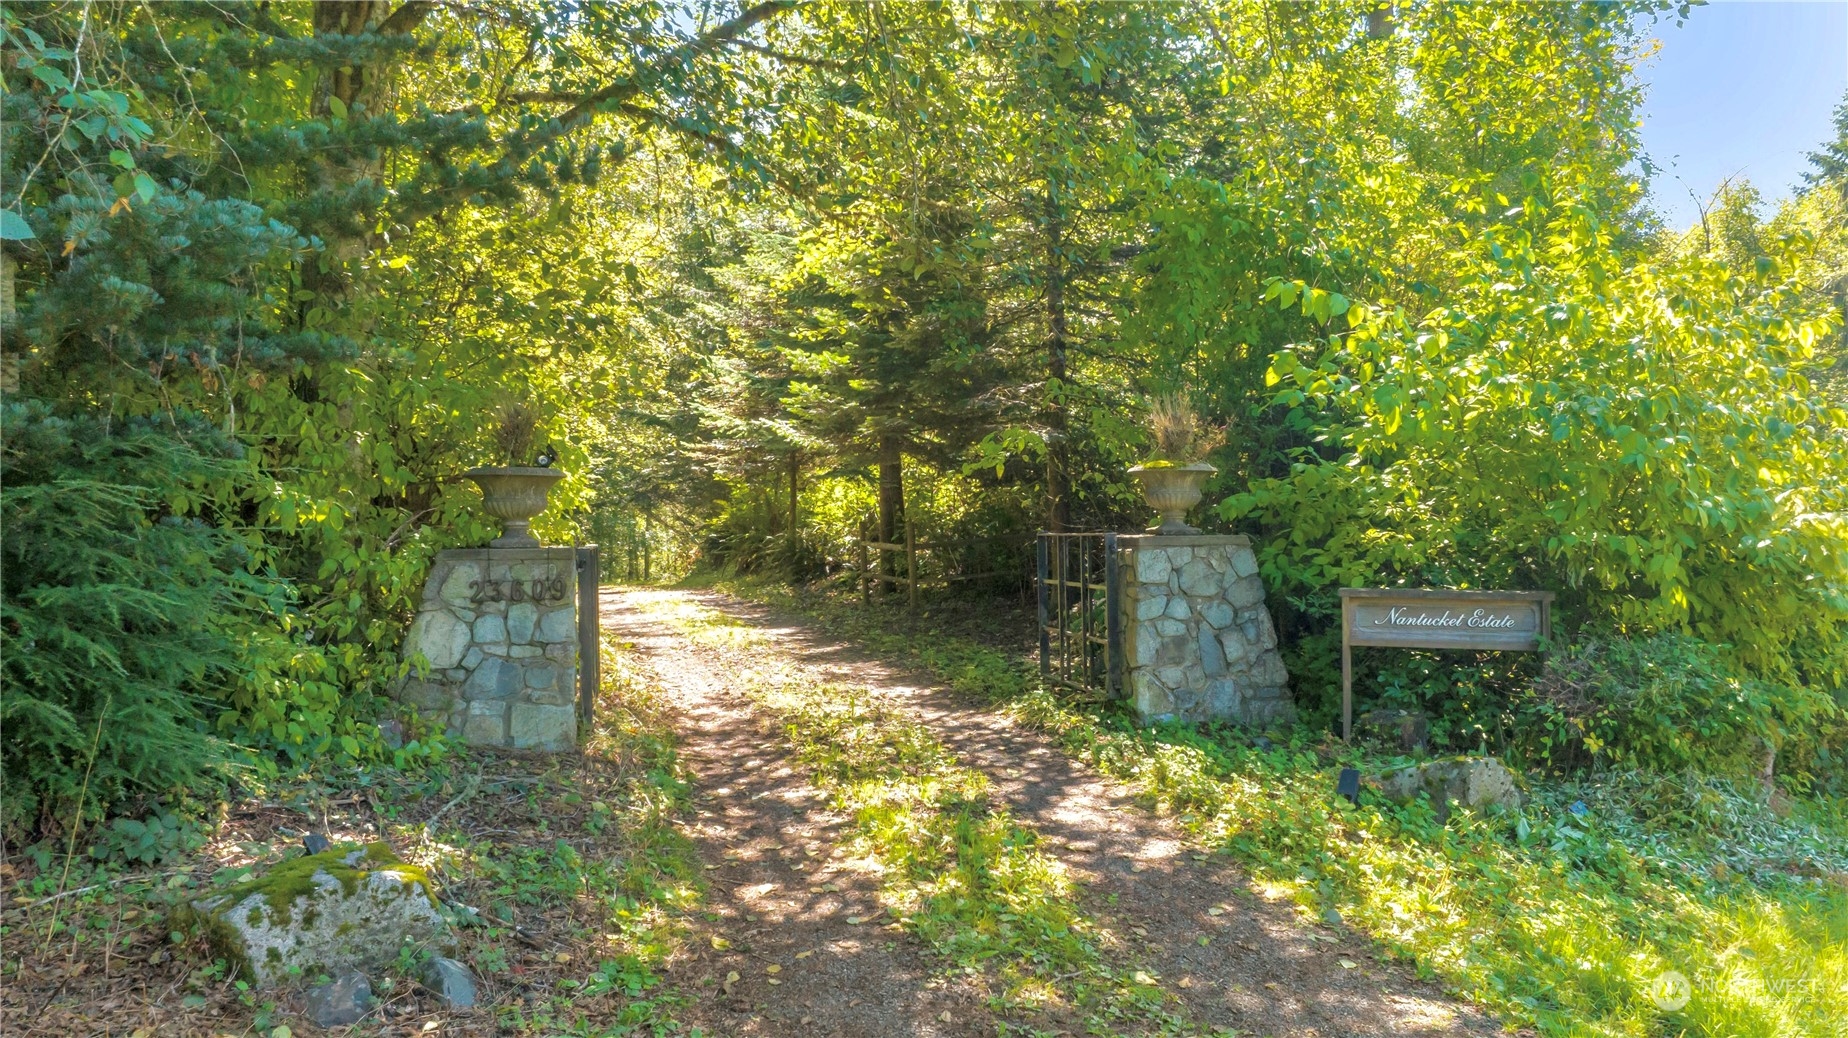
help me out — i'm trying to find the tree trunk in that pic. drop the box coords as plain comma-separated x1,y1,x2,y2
877,435,906,589
302,1,432,314
1043,194,1071,533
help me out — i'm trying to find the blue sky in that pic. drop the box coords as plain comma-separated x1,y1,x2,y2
1634,1,1847,229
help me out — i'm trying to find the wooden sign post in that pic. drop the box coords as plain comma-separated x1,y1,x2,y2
1339,588,1554,741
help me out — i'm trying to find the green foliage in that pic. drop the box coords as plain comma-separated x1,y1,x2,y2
89,811,207,866
1228,183,1847,778
0,403,287,836
1520,635,1839,779
3,0,1841,850
1,0,799,835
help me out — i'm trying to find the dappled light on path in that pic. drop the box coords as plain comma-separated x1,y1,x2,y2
607,586,1508,1037
603,587,993,1037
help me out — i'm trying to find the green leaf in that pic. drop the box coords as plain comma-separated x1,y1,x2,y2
328,95,348,122
133,172,158,203
0,209,34,240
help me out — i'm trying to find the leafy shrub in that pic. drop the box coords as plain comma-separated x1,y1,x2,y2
0,402,286,839
1519,634,1840,780
89,810,207,865
1228,182,1848,782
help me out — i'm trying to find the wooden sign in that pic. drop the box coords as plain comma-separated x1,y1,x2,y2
1339,588,1553,740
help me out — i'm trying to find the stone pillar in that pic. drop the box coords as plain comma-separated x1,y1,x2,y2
396,548,579,751
1119,534,1293,726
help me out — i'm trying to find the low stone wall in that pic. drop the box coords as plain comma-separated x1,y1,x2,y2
1120,534,1293,726
396,547,578,751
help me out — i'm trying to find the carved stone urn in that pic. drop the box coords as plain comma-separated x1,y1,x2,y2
465,467,564,548
1128,462,1217,535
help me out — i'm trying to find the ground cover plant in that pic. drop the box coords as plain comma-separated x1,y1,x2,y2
0,638,706,1036
709,577,1848,1038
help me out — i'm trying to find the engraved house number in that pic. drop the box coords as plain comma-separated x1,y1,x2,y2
469,569,567,605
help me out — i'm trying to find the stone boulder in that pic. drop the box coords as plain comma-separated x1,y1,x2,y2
304,969,373,1027
1373,756,1522,818
181,842,450,988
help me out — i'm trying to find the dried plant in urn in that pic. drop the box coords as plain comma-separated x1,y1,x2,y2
492,399,540,467
1129,391,1220,535
465,399,563,548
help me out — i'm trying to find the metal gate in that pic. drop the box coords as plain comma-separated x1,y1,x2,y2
1036,532,1121,699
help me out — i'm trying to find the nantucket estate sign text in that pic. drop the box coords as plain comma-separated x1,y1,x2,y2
1339,588,1554,740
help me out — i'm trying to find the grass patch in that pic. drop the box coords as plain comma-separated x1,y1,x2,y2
705,577,1848,1038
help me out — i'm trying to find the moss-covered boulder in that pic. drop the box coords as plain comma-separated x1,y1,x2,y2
182,842,449,987
1373,756,1523,819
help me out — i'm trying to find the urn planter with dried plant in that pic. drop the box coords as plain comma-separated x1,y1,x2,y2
1128,392,1218,535
466,401,562,549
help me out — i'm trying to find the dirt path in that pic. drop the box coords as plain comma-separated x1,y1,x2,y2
608,587,1508,1037
602,589,997,1038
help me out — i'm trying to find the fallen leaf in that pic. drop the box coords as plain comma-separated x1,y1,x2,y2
765,964,781,974
795,950,813,959
422,1024,440,1033
1338,958,1358,969
1131,926,1149,937
1197,935,1211,946
939,1011,952,1023
1178,976,1195,989
1133,970,1155,985
270,1027,293,1038
1264,981,1279,990
555,952,572,963
802,1016,814,1025
846,915,866,925
767,978,782,986
722,970,740,994
710,936,731,951
1206,907,1225,916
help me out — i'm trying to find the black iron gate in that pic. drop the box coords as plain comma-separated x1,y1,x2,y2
1036,532,1121,699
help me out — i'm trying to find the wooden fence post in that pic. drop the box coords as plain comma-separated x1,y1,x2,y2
1036,534,1050,679
858,520,870,605
905,518,917,610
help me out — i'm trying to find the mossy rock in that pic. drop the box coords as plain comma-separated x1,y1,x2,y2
1372,755,1523,819
178,841,450,987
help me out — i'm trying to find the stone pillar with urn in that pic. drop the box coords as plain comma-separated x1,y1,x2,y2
395,467,580,751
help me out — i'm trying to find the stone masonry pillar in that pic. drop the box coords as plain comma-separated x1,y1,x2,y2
1118,534,1294,726
396,547,579,751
